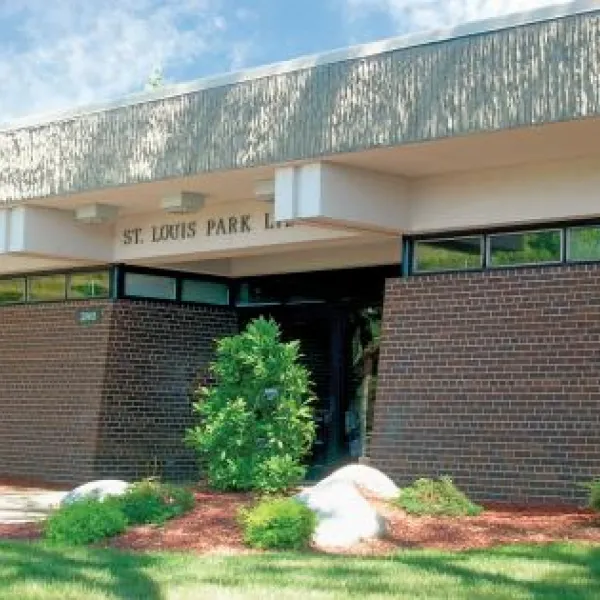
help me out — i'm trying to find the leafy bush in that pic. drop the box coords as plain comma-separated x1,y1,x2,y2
185,318,316,492
581,478,600,512
239,497,317,550
395,476,483,517
44,498,127,546
117,479,195,526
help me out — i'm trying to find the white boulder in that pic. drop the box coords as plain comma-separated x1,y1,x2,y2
61,480,130,506
315,464,399,500
296,480,387,548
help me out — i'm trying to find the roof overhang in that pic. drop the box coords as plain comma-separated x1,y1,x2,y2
0,1,599,205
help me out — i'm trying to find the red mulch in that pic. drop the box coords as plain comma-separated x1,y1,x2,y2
339,500,600,555
0,522,42,541
107,491,257,555
2,487,599,555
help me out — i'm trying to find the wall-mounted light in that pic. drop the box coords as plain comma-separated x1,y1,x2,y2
160,192,205,214
74,203,119,224
254,179,275,202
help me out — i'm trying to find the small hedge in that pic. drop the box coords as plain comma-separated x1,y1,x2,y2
239,497,317,550
582,478,600,512
395,476,483,517
44,480,195,546
118,480,195,526
44,498,128,546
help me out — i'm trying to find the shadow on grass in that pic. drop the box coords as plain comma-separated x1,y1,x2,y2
392,543,600,600
192,543,600,599
0,541,599,599
0,541,162,600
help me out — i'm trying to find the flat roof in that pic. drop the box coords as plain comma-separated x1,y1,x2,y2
2,0,599,132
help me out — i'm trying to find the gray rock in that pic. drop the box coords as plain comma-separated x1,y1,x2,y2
296,480,387,548
315,464,399,500
61,480,130,506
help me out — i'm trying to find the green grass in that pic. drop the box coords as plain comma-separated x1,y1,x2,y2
0,541,599,599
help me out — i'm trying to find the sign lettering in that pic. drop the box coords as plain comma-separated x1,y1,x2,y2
122,213,291,246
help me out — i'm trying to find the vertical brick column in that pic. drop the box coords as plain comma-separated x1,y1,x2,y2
372,264,600,504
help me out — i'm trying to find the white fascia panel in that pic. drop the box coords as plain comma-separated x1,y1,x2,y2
0,209,9,253
274,163,409,233
9,206,113,260
274,165,323,222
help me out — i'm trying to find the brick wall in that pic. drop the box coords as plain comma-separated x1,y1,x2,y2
372,263,600,504
0,299,237,486
0,301,113,485
95,300,237,482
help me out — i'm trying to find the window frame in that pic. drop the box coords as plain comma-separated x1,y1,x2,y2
412,234,485,274
181,278,230,306
565,224,600,264
26,273,68,303
486,228,564,269
66,270,111,300
0,276,27,305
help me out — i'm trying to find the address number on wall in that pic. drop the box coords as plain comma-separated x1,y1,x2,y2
77,308,103,326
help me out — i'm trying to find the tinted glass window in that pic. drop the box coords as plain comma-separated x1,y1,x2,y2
488,230,562,267
567,226,600,262
0,278,26,304
236,282,282,306
68,271,110,299
28,274,67,301
124,273,176,300
181,279,229,305
413,236,483,272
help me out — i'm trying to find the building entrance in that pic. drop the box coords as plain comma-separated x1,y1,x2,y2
236,265,393,477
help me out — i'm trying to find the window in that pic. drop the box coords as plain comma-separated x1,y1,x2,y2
567,225,600,262
28,274,67,301
181,279,229,305
413,236,483,273
68,271,110,299
236,282,281,306
0,278,26,304
124,273,176,300
488,229,562,267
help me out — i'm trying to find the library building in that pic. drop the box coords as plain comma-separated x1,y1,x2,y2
1,2,599,503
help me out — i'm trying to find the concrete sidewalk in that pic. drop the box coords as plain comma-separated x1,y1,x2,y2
0,487,66,524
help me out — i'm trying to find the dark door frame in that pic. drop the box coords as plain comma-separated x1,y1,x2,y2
238,302,353,465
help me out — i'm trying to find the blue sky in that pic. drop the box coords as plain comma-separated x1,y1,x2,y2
0,0,563,122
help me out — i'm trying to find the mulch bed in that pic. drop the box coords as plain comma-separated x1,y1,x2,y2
0,522,42,541
108,491,256,554
346,500,600,555
2,487,599,554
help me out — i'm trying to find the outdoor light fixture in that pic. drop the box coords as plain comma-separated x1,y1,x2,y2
160,192,205,214
74,203,119,224
254,179,275,202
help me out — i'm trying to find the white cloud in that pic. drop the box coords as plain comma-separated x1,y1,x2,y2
0,0,253,123
344,0,565,33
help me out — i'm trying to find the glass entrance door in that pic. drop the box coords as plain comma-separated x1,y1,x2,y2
235,265,394,475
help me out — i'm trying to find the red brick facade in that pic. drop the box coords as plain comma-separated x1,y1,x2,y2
371,264,600,504
0,300,112,485
3,264,600,501
0,299,236,486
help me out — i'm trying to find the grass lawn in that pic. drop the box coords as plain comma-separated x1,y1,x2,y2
0,541,598,600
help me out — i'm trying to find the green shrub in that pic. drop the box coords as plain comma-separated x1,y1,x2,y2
117,479,195,526
395,476,483,517
185,318,316,492
44,498,127,546
581,478,600,512
239,497,317,550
